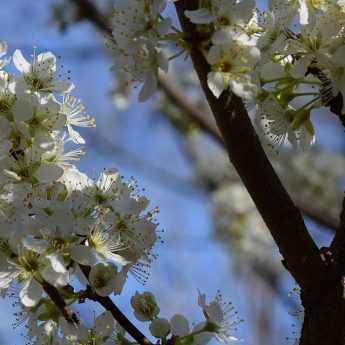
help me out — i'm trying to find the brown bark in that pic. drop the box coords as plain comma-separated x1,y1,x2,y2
300,279,345,345
297,197,345,344
66,1,345,343
158,75,339,231
173,1,345,344
173,0,324,291
79,265,153,345
68,0,340,231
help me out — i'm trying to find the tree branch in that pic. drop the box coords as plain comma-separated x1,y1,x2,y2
158,75,222,142
173,0,325,290
66,0,338,233
66,0,328,287
79,265,153,345
90,293,152,345
69,0,112,34
40,280,79,323
66,0,329,288
42,269,152,345
330,195,345,266
158,75,339,231
69,0,112,35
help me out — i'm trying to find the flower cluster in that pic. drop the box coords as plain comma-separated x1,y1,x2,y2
128,290,241,344
110,0,172,101
0,41,240,345
186,0,345,150
109,0,345,151
0,42,162,344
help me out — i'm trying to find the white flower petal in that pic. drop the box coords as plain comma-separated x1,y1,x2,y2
212,30,235,45
95,311,115,338
20,278,43,307
113,266,128,295
230,79,255,100
298,0,309,25
139,73,158,102
41,266,69,287
0,271,19,289
48,254,67,273
70,245,97,266
13,50,31,73
36,52,57,72
34,163,64,183
170,314,189,336
289,57,310,79
150,318,171,338
67,124,85,144
207,72,226,98
50,80,75,93
12,97,34,122
260,63,285,80
22,237,49,254
97,169,119,193
89,263,117,297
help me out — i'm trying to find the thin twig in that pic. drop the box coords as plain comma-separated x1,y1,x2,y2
79,265,153,345
40,280,79,324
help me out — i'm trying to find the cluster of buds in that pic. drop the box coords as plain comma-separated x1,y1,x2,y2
128,291,242,344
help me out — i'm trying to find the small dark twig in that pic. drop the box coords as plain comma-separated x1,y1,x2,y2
40,280,79,323
70,0,112,35
79,265,153,345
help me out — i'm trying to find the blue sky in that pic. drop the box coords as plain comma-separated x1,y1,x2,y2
0,1,342,345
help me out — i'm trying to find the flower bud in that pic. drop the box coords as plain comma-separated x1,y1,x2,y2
131,291,160,321
149,318,171,338
89,262,117,297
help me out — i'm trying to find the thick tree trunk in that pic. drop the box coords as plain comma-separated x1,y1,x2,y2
300,274,345,345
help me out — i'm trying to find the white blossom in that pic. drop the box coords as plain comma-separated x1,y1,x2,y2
89,262,118,297
13,49,74,97
185,0,256,30
149,318,171,338
0,41,9,69
60,94,96,144
255,95,315,151
207,41,259,99
198,291,240,344
131,291,160,321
